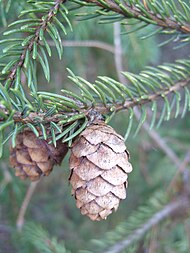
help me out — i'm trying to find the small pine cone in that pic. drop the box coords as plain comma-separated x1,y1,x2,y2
10,129,68,181
69,120,133,221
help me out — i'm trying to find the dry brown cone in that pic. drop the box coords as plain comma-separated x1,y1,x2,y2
10,129,68,181
69,120,133,221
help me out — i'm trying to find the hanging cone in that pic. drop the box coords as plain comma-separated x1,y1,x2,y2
10,129,68,181
69,120,133,221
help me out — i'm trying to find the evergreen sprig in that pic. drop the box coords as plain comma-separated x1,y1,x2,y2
21,223,70,253
73,0,190,44
38,60,190,138
0,0,71,90
1,56,190,156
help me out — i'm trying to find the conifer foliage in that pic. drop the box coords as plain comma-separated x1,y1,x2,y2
1,0,190,252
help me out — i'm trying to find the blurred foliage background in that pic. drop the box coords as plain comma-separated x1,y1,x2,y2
1,1,190,253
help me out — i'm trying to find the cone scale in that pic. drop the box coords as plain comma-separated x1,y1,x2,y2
69,120,133,221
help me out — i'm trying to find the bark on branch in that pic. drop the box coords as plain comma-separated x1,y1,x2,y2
83,0,190,33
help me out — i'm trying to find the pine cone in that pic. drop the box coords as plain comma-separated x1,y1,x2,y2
69,120,133,221
10,129,68,181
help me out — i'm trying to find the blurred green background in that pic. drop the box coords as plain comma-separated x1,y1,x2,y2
1,2,190,253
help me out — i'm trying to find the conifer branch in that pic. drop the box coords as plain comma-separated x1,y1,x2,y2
81,0,190,33
9,1,63,83
114,76,190,112
1,0,67,88
1,70,190,123
102,196,190,253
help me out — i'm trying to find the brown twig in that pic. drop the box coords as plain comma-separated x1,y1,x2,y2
102,197,190,253
47,40,115,53
138,140,153,185
16,181,39,231
167,150,190,193
114,23,126,82
83,0,190,33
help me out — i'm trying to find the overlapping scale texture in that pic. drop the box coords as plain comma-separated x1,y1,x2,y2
10,129,68,181
69,120,133,221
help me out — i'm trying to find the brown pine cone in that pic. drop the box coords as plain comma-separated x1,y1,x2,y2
69,120,133,221
10,129,68,181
